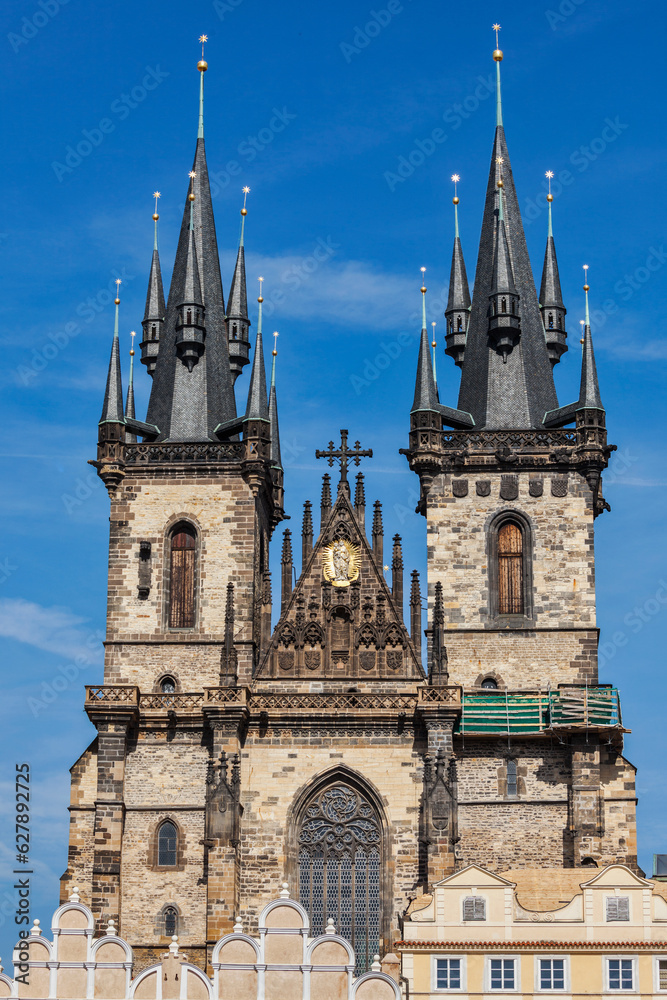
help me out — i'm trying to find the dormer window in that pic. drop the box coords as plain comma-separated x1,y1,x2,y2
462,896,486,921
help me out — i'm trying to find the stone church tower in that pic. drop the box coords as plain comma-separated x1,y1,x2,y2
62,44,638,975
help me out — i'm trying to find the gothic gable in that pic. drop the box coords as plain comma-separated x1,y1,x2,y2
256,490,423,681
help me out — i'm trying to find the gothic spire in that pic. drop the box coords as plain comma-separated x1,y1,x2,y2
412,273,440,413
539,173,568,366
145,50,236,441
124,332,137,443
99,280,124,425
544,267,603,426
140,194,166,377
453,36,559,428
411,277,473,428
227,188,251,383
445,175,471,367
487,168,521,363
174,183,206,372
268,326,282,472
244,293,269,423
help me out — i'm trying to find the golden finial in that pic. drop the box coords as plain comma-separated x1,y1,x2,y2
431,321,437,349
241,186,250,217
420,265,426,294
452,173,460,205
129,330,136,357
492,23,503,61
496,156,504,188
198,34,208,72
545,170,554,202
152,191,160,221
272,331,279,357
188,170,196,202
258,276,264,304
114,278,121,305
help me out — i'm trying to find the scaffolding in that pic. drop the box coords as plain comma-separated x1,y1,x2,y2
456,684,621,737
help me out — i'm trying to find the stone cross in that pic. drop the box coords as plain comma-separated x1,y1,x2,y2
316,429,372,493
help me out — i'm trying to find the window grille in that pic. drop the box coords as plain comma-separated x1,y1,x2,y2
158,821,178,866
436,958,462,989
169,525,195,628
607,958,634,990
498,521,523,614
606,896,630,921
489,958,515,990
298,782,381,975
462,896,486,921
539,958,565,990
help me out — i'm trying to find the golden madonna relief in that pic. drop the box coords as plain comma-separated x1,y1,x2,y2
322,539,360,588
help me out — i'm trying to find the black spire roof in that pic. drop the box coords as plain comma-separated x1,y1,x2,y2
544,321,603,427
145,135,237,441
244,323,269,423
99,301,124,425
143,245,166,332
539,202,568,366
268,350,282,470
455,126,559,428
446,235,472,316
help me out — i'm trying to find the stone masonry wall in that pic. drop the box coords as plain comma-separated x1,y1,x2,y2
426,470,598,688
104,472,260,689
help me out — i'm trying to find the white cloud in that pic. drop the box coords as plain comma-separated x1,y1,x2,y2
222,249,432,331
0,599,102,663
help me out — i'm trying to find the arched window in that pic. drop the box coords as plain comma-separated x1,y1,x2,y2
164,906,178,937
160,676,176,693
497,521,524,615
151,323,157,340
186,309,192,325
169,524,196,629
481,677,498,690
501,296,507,313
548,312,554,329
232,323,238,340
457,315,463,331
298,781,381,975
158,821,178,866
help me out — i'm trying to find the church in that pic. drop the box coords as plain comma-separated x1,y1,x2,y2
60,35,638,978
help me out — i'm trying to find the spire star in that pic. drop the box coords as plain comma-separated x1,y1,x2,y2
153,191,161,199
545,171,554,179
451,173,460,183
189,171,196,179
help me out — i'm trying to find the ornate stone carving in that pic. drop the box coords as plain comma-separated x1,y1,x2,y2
279,651,294,671
304,650,321,671
551,477,568,497
500,474,519,500
359,651,376,671
204,751,241,846
476,480,491,497
386,650,402,671
529,479,544,497
452,479,468,498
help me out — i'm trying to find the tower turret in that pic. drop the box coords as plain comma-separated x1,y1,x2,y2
140,193,166,377
488,165,521,363
444,176,471,367
175,179,206,372
539,172,568,366
268,324,285,517
227,189,251,383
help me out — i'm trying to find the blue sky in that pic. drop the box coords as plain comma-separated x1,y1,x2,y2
1,0,665,959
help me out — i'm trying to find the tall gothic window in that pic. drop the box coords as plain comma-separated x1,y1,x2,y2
298,782,381,975
158,820,178,866
497,521,523,615
169,523,196,628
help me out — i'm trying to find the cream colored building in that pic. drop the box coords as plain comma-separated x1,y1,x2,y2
398,864,667,997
